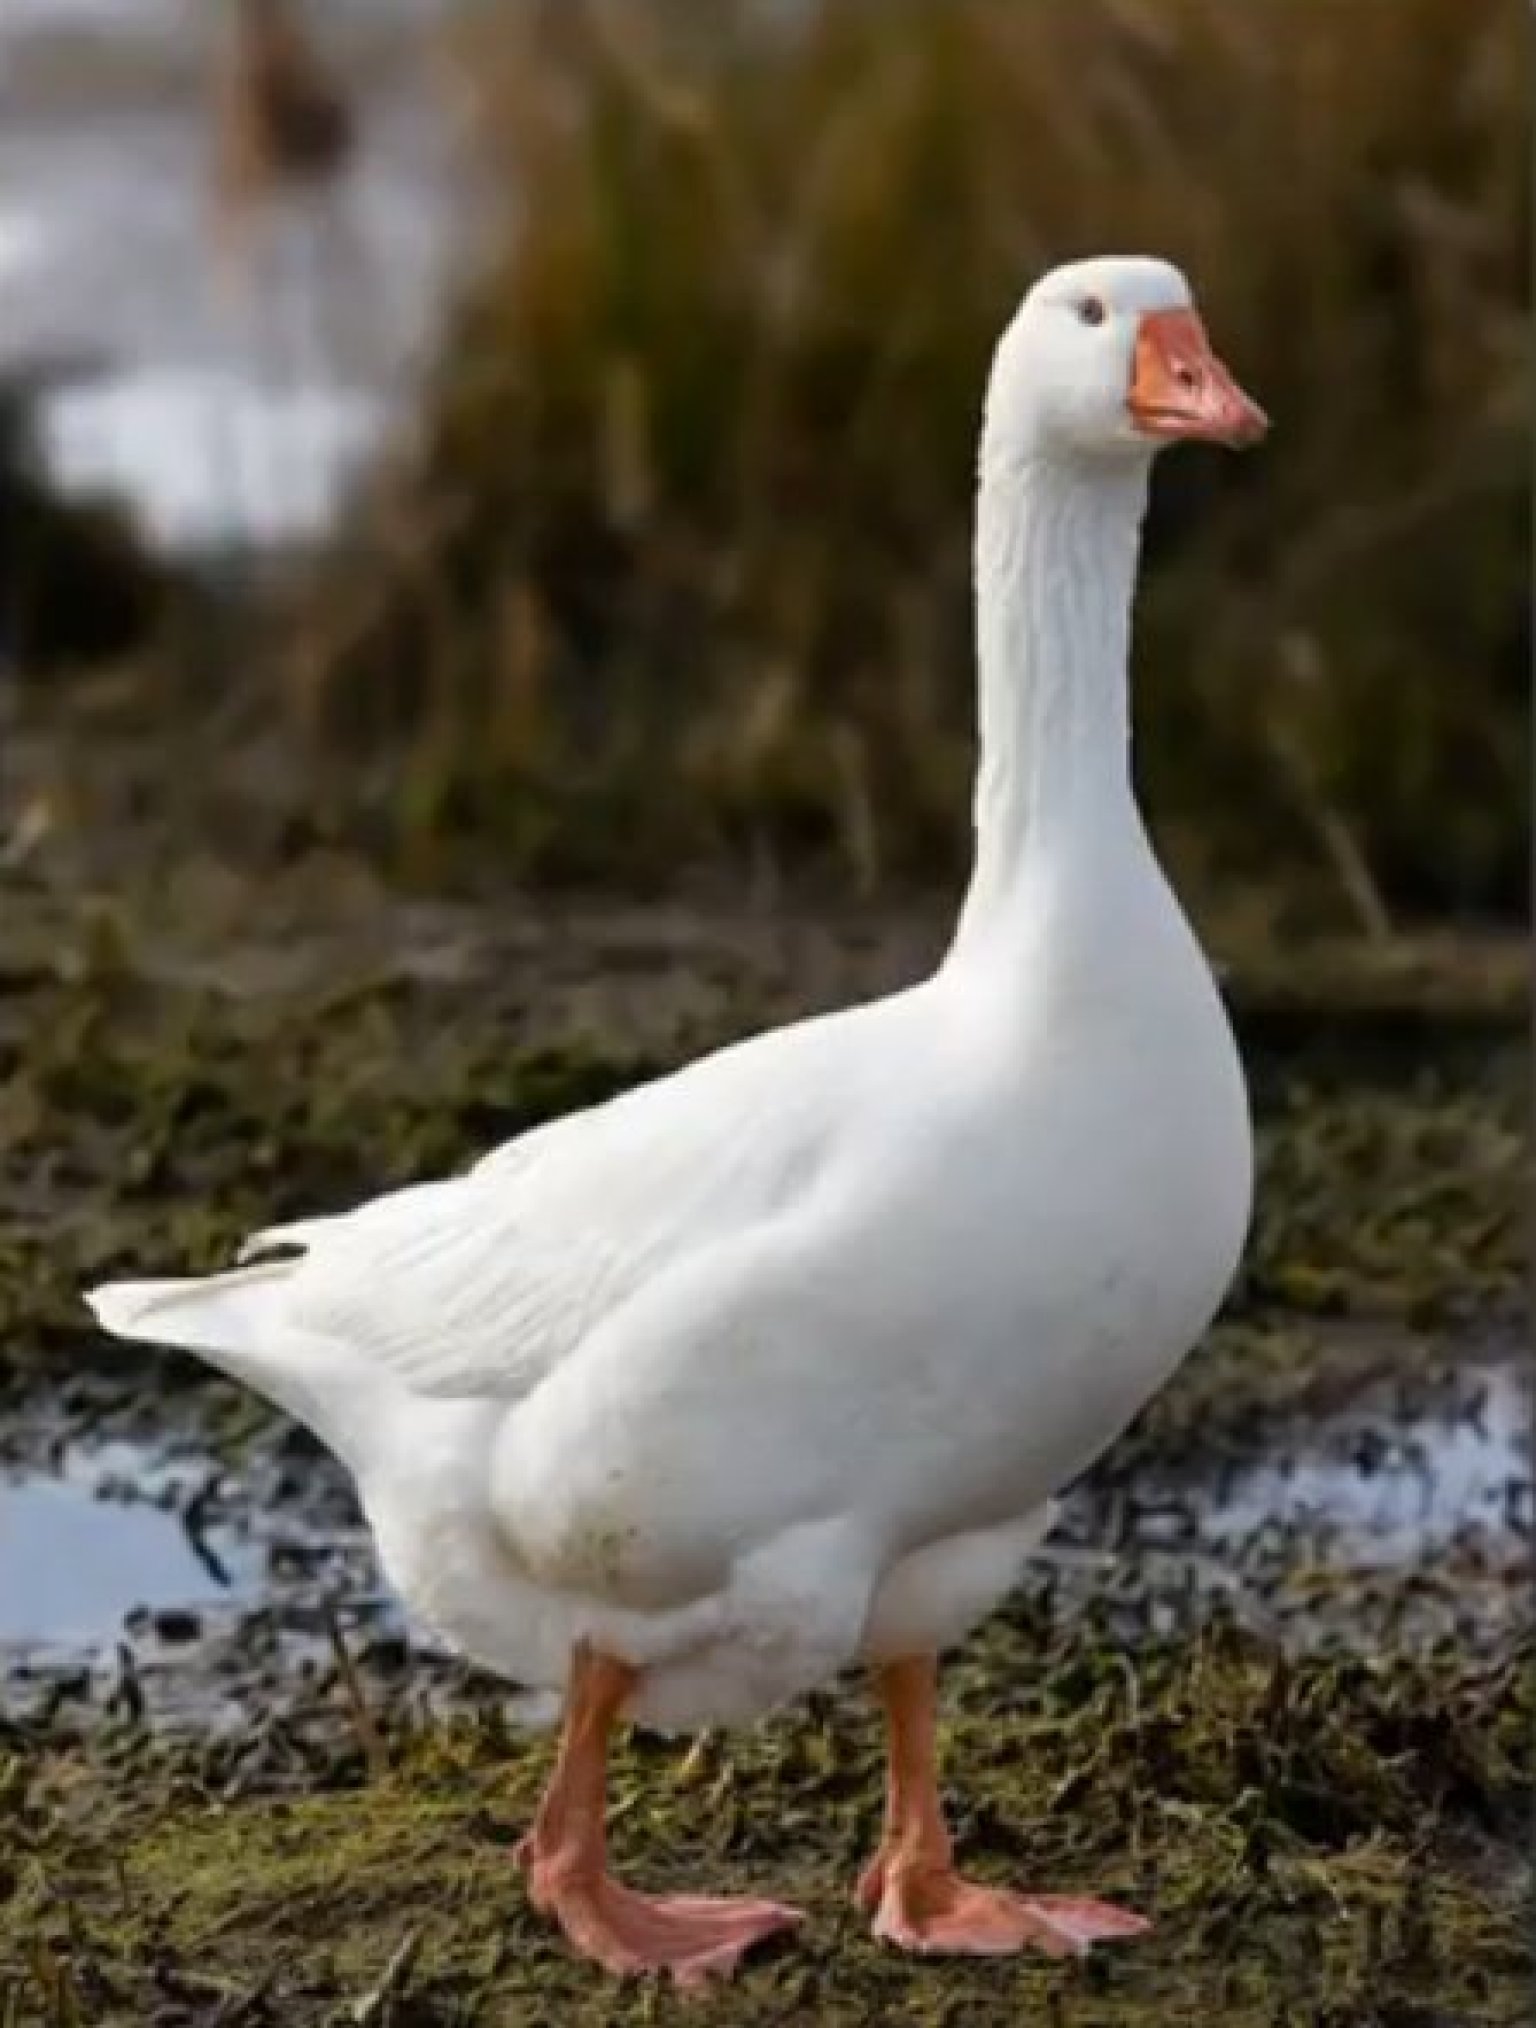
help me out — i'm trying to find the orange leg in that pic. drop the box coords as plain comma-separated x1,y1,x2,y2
856,1654,1150,1957
515,1643,802,1986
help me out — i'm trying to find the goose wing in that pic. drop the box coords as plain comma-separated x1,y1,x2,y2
243,1022,837,1399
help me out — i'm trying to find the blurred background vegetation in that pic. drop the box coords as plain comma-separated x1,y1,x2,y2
9,0,1527,928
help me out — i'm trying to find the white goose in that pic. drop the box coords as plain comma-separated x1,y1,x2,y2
87,256,1266,1986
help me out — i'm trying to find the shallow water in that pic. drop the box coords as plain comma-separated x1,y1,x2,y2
0,0,469,553
0,1439,264,1644
42,368,388,552
1104,1361,1532,1567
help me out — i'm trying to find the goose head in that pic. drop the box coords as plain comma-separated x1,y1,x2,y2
983,255,1268,469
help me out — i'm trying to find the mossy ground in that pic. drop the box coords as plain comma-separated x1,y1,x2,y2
0,871,1527,2023
5,1624,1530,2025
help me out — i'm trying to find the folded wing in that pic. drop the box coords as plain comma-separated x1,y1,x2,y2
251,1028,834,1400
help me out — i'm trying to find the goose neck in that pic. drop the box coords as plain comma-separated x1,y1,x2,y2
950,453,1151,955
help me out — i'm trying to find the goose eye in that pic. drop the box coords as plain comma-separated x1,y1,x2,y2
1077,296,1107,328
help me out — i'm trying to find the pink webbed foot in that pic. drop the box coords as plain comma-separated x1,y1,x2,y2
516,1646,803,1986
869,1867,1149,1958
525,1861,802,1987
859,1656,1150,1960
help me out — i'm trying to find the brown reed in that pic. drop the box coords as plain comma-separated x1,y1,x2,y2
282,0,1526,918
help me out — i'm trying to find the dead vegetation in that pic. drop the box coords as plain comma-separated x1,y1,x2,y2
262,0,1526,913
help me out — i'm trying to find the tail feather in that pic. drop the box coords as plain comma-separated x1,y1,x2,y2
83,1260,383,1465
85,1260,296,1359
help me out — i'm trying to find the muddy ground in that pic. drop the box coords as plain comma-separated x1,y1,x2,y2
0,863,1528,2025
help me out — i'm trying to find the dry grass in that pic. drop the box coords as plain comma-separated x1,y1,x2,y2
286,0,1525,914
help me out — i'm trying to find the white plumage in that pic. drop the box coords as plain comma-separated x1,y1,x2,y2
86,255,1256,1740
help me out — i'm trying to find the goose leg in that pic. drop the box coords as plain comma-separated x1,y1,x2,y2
857,1654,1150,1957
515,1642,802,1986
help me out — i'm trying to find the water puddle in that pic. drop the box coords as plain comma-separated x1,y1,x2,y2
0,1429,385,1713
1110,1361,1530,1564
0,1436,279,1648
1048,1358,1531,1650
1,1475,241,1646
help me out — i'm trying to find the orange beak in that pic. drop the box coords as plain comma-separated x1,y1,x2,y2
1127,307,1268,449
